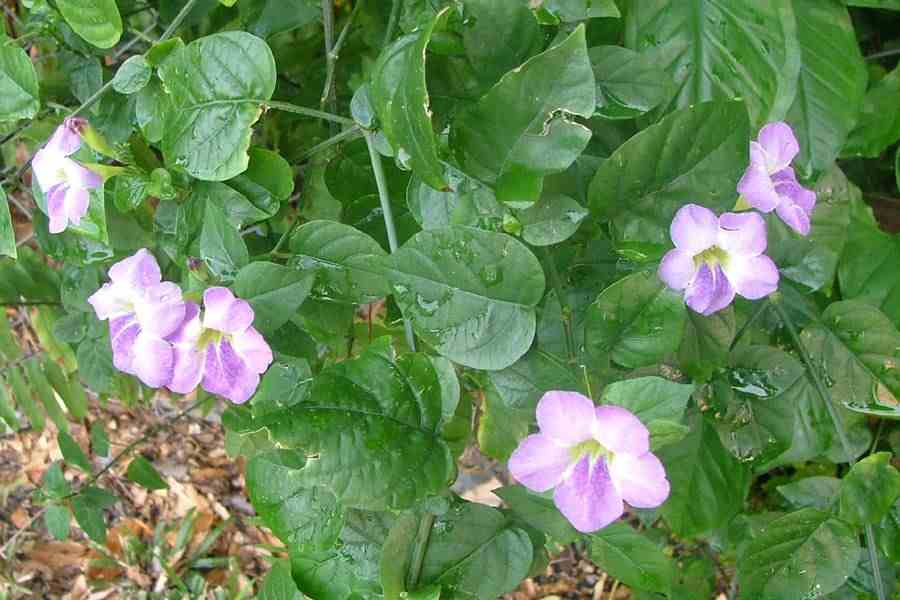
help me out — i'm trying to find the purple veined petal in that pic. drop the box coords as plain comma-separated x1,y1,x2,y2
717,211,767,257
508,433,572,492
756,122,799,173
669,204,718,253
723,254,780,300
63,186,90,227
202,287,255,334
45,118,85,156
553,455,624,533
109,314,140,376
68,162,103,190
230,326,273,374
684,263,715,314
775,201,811,236
536,391,597,446
202,338,259,403
702,265,736,316
46,184,69,234
658,249,696,291
608,452,670,509
737,160,779,213
31,148,68,193
166,302,202,345
108,248,162,290
135,281,186,339
131,330,175,388
593,405,649,456
168,344,205,395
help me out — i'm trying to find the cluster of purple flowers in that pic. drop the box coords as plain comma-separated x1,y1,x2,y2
659,122,816,316
87,249,272,404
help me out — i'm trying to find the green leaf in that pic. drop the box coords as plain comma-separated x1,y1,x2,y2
584,271,687,369
451,25,595,207
418,501,534,599
589,45,672,119
777,476,841,510
0,186,15,259
625,0,800,128
243,147,294,202
197,200,249,282
385,227,545,370
263,345,454,510
0,42,39,121
839,452,900,526
876,503,900,562
541,0,620,21
517,193,587,246
126,456,169,490
601,376,693,450
370,9,448,191
241,0,320,39
32,176,108,245
56,0,122,48
89,422,109,458
41,462,71,499
460,0,541,91
677,306,735,381
657,411,751,537
159,31,277,181
588,101,749,244
71,486,117,544
799,300,900,417
846,0,900,6
258,559,305,600
246,449,343,553
58,431,92,473
738,508,861,598
135,80,172,144
589,522,673,593
844,63,900,157
44,505,71,541
233,262,314,336
250,358,313,418
495,485,579,545
785,0,867,178
111,55,151,95
289,221,390,304
406,164,509,231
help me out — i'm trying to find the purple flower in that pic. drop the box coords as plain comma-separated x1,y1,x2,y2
31,118,103,234
508,391,669,533
737,122,817,235
87,249,186,388
167,287,273,404
658,204,779,315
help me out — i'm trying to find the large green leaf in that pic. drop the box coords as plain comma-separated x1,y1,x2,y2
839,452,900,526
406,164,509,231
258,559,305,600
738,508,861,598
677,306,735,381
384,227,545,370
785,0,867,178
0,43,39,121
600,376,693,450
159,32,276,181
0,186,15,259
197,200,249,282
587,101,749,244
589,45,672,119
517,193,587,246
289,221,390,304
460,0,541,91
589,522,673,594
800,300,900,417
657,411,751,537
624,0,801,128
451,25,595,207
844,64,900,158
370,10,448,191
56,0,122,48
246,449,343,553
263,344,454,510
233,262,314,336
584,271,687,369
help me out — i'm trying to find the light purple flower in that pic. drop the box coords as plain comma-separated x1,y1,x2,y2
31,118,103,234
166,287,273,404
736,122,817,235
508,391,669,533
658,204,779,315
87,249,186,388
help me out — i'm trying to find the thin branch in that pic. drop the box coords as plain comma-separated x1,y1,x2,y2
406,513,435,589
542,247,576,363
299,125,362,161
866,47,900,61
159,0,201,42
383,0,400,48
320,0,336,117
265,100,354,125
320,0,363,114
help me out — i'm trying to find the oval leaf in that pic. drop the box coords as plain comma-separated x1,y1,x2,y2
56,0,122,49
0,43,39,121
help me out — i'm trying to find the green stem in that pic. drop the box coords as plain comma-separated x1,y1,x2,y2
159,0,201,41
364,131,416,352
729,300,769,351
299,125,362,161
542,247,576,363
320,0,362,112
769,297,886,600
383,0,400,47
265,100,354,125
269,217,301,257
406,513,435,589
866,47,900,61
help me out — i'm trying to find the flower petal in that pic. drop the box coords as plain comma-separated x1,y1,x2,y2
723,254,780,300
63,186,89,227
68,162,103,190
670,204,718,253
46,184,69,234
702,265,736,316
593,405,649,455
718,211,767,257
658,249,696,291
109,315,140,375
88,283,129,320
684,263,715,314
536,391,597,445
166,302,202,345
757,122,799,173
168,345,205,395
135,282,186,339
231,326,273,374
553,456,624,533
201,339,260,403
737,160,779,213
203,287,254,334
31,149,67,192
508,433,572,492
46,118,84,156
132,331,174,388
109,248,162,290
608,452,670,509
775,201,811,236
